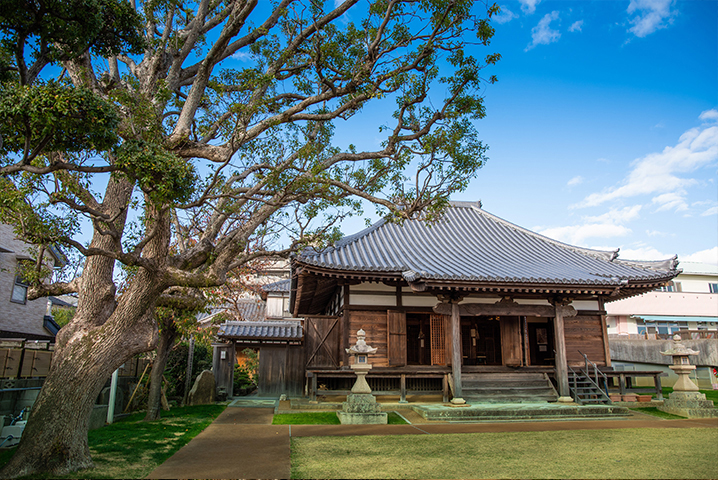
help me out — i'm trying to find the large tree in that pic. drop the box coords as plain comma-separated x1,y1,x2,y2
0,0,499,476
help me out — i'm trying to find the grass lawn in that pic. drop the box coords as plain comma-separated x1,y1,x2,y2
628,406,686,419
633,387,718,406
273,411,408,425
291,427,718,479
0,404,225,479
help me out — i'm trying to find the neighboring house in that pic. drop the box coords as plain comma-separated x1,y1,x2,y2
261,279,291,319
217,201,679,401
606,262,718,389
606,262,718,336
0,225,65,341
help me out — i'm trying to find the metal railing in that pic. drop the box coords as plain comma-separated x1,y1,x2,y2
567,351,611,404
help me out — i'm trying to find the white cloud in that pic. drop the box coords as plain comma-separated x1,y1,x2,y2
567,175,583,186
574,116,718,208
701,205,718,216
519,0,541,14
651,191,689,212
538,223,631,246
525,11,560,51
536,206,641,246
618,245,671,261
645,229,667,237
699,109,718,123
681,246,718,265
494,6,518,24
231,51,252,62
569,20,584,32
584,205,642,224
627,0,677,38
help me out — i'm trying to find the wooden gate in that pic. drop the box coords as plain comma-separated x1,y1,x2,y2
305,316,340,368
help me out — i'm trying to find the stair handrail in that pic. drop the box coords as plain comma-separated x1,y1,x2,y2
577,350,610,400
567,364,582,404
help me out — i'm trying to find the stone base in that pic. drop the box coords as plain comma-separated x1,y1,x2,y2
658,391,718,418
338,393,388,424
337,411,388,424
341,393,382,414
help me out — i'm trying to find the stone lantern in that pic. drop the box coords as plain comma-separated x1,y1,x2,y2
337,329,388,424
657,335,718,418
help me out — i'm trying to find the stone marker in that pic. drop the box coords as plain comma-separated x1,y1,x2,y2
337,329,387,425
188,370,216,406
658,335,718,418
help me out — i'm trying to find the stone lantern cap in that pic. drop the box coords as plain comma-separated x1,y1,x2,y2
660,334,699,357
346,329,378,356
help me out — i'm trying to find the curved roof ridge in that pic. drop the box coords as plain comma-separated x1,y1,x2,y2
470,206,620,263
614,255,680,272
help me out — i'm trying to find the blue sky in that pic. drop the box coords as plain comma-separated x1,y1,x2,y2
337,0,718,266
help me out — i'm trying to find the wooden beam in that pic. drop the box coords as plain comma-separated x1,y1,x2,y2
451,302,462,398
553,304,570,399
433,300,577,318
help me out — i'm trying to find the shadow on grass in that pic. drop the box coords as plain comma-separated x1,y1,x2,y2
0,404,226,479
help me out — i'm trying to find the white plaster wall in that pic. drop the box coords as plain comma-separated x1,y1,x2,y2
351,282,395,292
351,294,397,306
402,295,440,307
606,291,718,317
571,299,600,311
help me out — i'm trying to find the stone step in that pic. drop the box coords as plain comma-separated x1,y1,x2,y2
462,373,547,381
463,380,548,388
464,394,559,403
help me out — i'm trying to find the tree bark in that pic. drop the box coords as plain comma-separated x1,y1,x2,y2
144,318,179,422
0,275,163,477
0,189,171,478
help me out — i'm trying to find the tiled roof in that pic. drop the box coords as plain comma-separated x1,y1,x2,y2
196,299,266,324
262,279,291,293
218,320,303,341
298,201,678,287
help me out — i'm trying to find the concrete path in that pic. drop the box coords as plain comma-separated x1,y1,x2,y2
147,404,718,479
147,408,290,479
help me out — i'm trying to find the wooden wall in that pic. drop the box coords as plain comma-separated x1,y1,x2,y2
564,315,608,366
348,311,388,367
258,344,305,397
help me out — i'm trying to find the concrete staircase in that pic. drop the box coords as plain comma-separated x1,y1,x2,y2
461,372,559,403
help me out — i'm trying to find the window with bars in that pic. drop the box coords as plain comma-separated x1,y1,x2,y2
709,283,718,294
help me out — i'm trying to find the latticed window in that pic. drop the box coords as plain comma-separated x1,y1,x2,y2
430,314,447,366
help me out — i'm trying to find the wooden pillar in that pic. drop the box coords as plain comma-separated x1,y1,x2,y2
342,285,350,368
451,302,462,399
552,305,570,399
400,374,407,403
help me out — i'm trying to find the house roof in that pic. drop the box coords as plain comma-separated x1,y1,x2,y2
217,320,303,342
262,279,291,293
298,201,678,286
293,202,679,313
196,299,266,325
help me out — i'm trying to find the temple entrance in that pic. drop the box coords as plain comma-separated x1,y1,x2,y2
461,316,503,365
527,319,555,366
406,314,433,365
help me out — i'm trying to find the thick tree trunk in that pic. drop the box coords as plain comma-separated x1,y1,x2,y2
144,319,179,422
0,185,173,478
0,280,161,477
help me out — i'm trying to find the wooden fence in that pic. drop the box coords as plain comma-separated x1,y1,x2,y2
0,339,150,379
